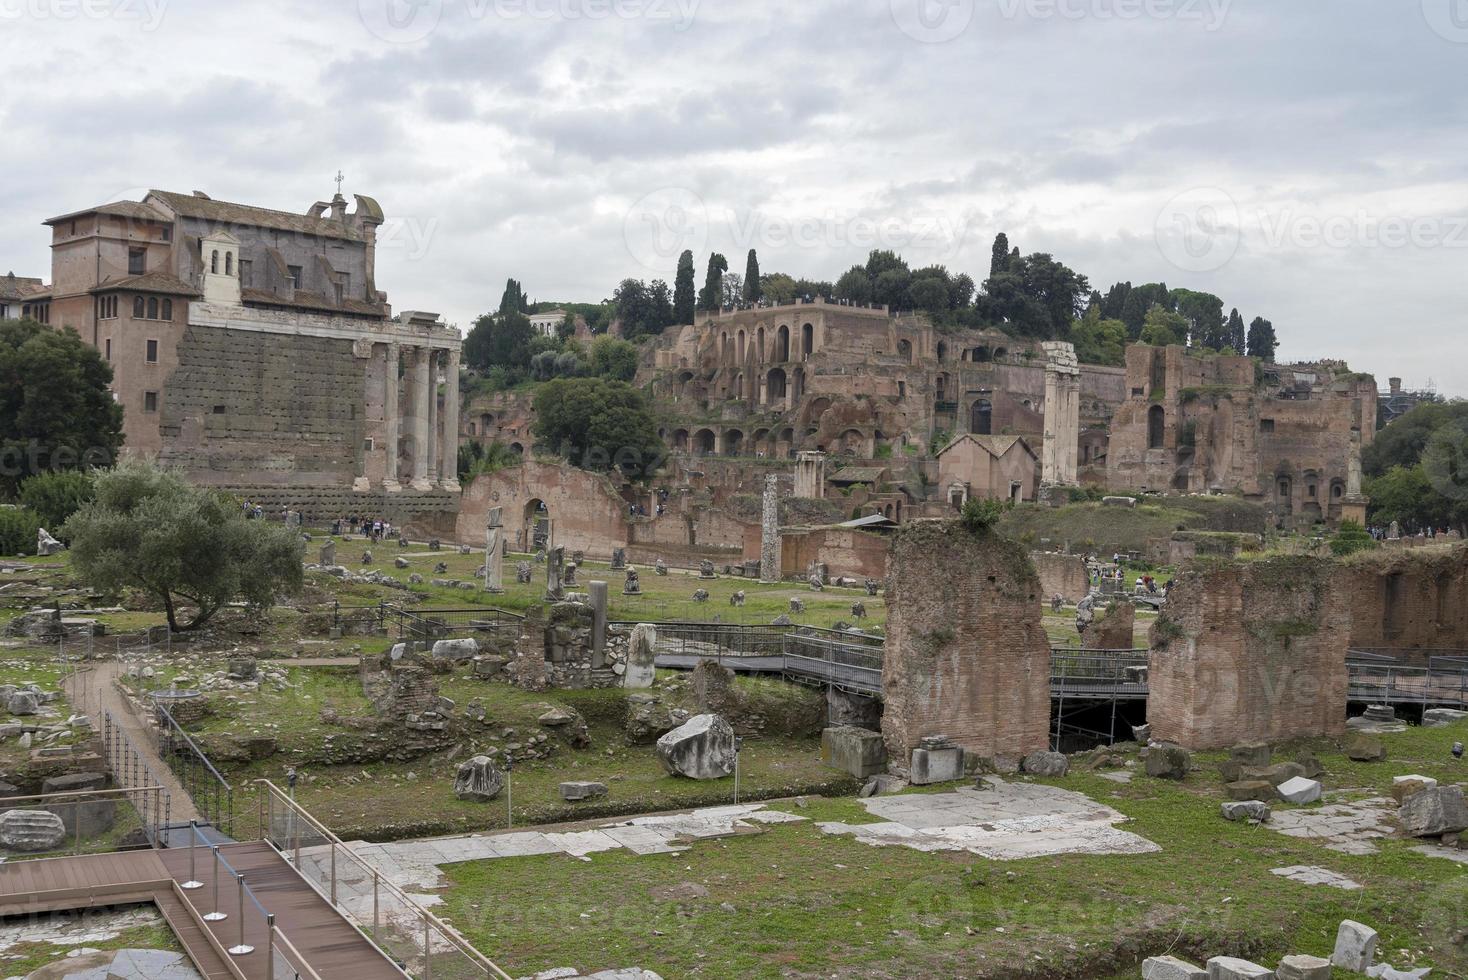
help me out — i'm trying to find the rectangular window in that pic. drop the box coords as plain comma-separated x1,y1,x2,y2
287,265,303,289
1260,419,1275,433
146,339,158,363
212,405,226,415
128,248,146,276
105,339,112,360
160,225,172,242
144,391,158,413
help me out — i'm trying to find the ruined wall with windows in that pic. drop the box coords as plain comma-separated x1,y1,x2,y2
1107,345,1375,528
1344,544,1468,655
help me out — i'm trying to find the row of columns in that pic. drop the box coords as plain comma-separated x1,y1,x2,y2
376,343,460,492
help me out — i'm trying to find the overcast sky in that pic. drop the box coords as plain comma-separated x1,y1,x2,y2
2,0,1464,394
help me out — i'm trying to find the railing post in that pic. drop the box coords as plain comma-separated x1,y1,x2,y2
266,914,276,979
228,874,254,955
204,846,227,921
331,841,338,904
373,869,380,941
424,914,432,980
182,821,203,889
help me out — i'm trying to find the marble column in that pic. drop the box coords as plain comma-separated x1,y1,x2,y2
760,474,781,583
424,349,439,487
441,349,461,489
411,346,433,490
383,343,401,491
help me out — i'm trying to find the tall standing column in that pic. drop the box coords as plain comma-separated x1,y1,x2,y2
411,347,432,490
383,344,401,491
424,349,439,487
760,474,781,583
484,507,504,593
441,350,461,489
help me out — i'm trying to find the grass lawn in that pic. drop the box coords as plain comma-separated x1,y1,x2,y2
435,723,1468,979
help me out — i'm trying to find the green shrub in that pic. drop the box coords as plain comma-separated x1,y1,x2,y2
19,470,95,534
0,507,42,557
960,497,1007,533
1330,519,1377,557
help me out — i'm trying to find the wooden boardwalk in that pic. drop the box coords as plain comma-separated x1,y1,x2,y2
0,843,406,980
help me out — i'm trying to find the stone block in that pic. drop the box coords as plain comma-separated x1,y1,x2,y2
1244,762,1305,787
1221,801,1270,822
1230,742,1272,767
1276,777,1322,805
820,726,887,779
656,714,736,780
1205,957,1273,979
1424,708,1468,728
1144,743,1190,780
433,638,480,661
1332,919,1378,972
1345,733,1387,762
453,756,505,802
1275,954,1331,980
1392,774,1437,804
0,810,66,852
910,746,964,785
559,781,608,802
1398,785,1468,837
1142,955,1207,979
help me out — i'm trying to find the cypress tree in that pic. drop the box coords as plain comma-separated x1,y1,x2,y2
673,250,696,324
743,250,761,304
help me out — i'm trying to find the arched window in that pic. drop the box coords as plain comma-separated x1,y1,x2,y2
210,250,219,274
147,297,159,320
1147,405,1165,450
133,296,145,318
225,253,233,276
162,299,172,321
972,399,993,436
776,325,790,362
801,323,814,356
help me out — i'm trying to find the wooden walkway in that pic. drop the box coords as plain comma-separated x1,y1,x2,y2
0,843,406,980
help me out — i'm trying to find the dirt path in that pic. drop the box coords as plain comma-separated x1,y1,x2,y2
64,660,204,826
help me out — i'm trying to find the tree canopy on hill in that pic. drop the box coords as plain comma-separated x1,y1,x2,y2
1364,401,1468,533
531,377,664,479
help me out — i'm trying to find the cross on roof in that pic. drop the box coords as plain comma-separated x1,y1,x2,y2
334,170,345,195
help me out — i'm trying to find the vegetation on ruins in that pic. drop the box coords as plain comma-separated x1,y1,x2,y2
531,377,665,478
0,318,123,497
1139,303,1190,348
610,278,674,340
463,278,538,378
1329,519,1377,556
64,460,305,631
1069,306,1128,366
743,248,761,304
959,496,1008,532
696,252,728,311
458,440,522,481
1246,315,1279,360
0,506,41,557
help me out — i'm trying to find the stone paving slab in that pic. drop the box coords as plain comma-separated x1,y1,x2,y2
817,779,1159,861
1267,797,1396,855
1270,865,1364,890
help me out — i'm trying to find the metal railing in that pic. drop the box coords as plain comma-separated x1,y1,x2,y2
0,786,168,857
1348,664,1468,709
390,606,525,642
258,780,512,980
180,821,324,980
154,702,235,837
100,709,172,847
333,602,390,637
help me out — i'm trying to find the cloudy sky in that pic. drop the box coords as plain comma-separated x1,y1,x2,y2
2,0,1465,394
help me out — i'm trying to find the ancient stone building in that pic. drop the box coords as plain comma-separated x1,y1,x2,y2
1107,345,1376,529
37,189,460,524
935,434,1038,506
0,272,49,322
881,520,1051,764
1148,556,1350,749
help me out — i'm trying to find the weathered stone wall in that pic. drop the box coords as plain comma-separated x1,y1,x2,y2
458,460,631,555
780,526,890,581
1031,552,1089,603
1089,600,1136,650
1344,543,1468,653
158,325,366,485
881,520,1050,763
1148,556,1349,749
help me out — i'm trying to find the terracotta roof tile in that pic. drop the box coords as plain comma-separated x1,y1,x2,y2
90,272,201,297
149,190,366,242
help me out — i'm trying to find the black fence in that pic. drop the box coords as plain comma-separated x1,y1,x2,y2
153,701,234,838
389,605,525,642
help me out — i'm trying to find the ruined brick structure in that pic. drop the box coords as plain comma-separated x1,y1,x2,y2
881,520,1050,764
1344,543,1468,655
1108,345,1376,529
1148,556,1350,749
37,188,460,522
1031,552,1090,604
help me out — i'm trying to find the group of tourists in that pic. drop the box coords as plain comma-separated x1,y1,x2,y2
332,516,396,542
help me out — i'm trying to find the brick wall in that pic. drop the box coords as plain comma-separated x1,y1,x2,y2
1344,543,1468,653
881,521,1050,763
1031,552,1089,603
779,527,890,580
1148,556,1349,749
